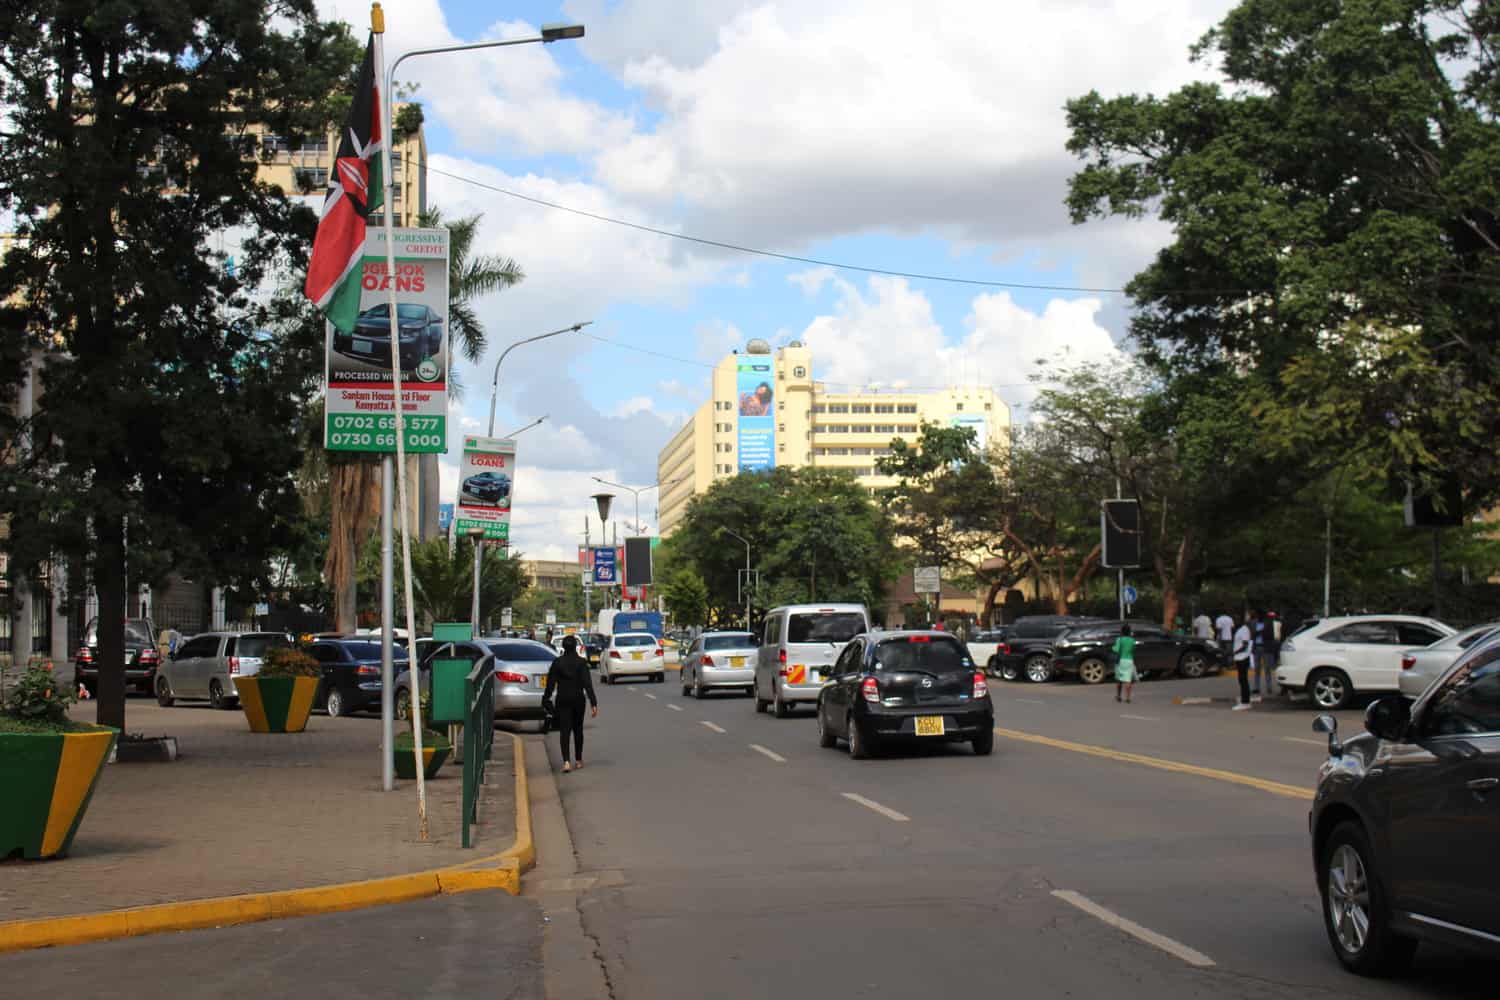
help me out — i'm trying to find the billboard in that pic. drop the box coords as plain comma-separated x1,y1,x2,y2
591,547,618,585
1101,498,1142,568
624,536,653,587
453,435,516,541
949,413,988,454
736,360,775,472
324,227,449,454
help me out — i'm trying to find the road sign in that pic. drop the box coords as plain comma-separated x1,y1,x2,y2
454,435,516,540
545,609,557,625
500,608,513,628
1123,584,1138,605
592,546,617,585
914,565,941,593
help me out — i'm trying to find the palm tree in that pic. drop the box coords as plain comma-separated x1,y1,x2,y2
321,207,524,631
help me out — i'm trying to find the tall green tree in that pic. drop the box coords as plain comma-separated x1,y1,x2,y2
661,568,710,628
407,538,528,629
0,1,358,729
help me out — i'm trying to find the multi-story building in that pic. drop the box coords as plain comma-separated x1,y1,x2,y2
657,339,1010,536
520,559,581,597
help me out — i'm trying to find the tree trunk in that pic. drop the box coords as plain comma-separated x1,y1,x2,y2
95,516,127,731
325,460,381,633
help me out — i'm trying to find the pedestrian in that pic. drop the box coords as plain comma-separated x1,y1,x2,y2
542,635,598,773
1113,623,1137,704
1192,610,1212,642
1257,611,1283,700
1214,609,1234,654
1232,615,1253,710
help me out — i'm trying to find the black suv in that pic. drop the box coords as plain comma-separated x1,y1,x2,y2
993,615,1108,683
1050,620,1223,684
816,631,993,758
74,617,160,695
1308,631,1500,975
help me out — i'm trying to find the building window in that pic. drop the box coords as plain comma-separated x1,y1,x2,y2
874,403,895,414
827,403,849,413
812,404,826,413
956,403,964,411
778,423,785,432
985,403,993,411
850,424,872,433
876,425,895,433
295,167,328,191
778,400,784,411
779,443,785,452
897,404,917,414
899,425,918,433
793,365,807,378
851,403,871,413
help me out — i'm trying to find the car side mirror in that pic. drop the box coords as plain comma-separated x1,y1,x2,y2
1312,714,1342,757
1364,695,1411,743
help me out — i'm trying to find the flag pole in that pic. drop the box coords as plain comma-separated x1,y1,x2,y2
372,2,428,838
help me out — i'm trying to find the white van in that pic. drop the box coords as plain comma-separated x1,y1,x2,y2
754,604,870,717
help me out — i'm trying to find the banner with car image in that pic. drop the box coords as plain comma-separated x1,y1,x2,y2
324,227,449,453
454,435,516,541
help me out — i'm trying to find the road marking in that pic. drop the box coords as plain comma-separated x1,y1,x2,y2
1052,890,1215,968
1015,698,1046,705
700,721,726,734
667,703,683,712
992,727,1313,800
749,743,786,763
1120,714,1160,722
1282,736,1326,747
643,693,657,701
841,792,910,822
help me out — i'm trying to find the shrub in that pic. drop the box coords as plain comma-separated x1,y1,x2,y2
394,726,451,751
3,661,76,726
259,647,320,679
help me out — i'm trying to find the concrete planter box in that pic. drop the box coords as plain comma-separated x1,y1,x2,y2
233,676,318,733
393,737,451,779
0,727,118,860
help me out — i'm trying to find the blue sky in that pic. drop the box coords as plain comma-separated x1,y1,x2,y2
317,0,1234,559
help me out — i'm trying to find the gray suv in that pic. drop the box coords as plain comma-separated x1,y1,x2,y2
1308,631,1500,975
156,631,292,710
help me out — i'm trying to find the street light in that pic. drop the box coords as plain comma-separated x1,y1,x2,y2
720,528,752,633
486,323,591,436
592,474,689,536
503,414,548,438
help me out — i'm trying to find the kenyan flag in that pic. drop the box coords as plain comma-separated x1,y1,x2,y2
304,35,383,333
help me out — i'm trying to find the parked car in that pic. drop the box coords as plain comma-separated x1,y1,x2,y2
155,631,292,709
1050,620,1222,684
397,638,557,726
1397,622,1500,700
307,638,405,717
601,632,665,684
679,631,757,697
754,604,871,716
460,470,511,505
992,615,1108,683
1308,631,1500,975
74,616,160,695
333,302,443,369
816,631,993,758
1276,615,1454,710
966,627,1010,675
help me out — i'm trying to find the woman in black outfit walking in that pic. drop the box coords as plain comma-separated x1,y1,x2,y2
543,635,598,773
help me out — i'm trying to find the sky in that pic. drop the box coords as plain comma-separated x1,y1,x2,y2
314,0,1237,561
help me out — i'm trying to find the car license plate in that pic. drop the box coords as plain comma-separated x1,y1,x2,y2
533,675,545,687
915,716,945,736
631,652,643,661
354,341,374,354
730,656,745,667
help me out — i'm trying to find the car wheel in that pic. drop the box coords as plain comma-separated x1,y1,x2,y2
848,715,873,759
1309,669,1353,711
155,675,175,707
654,672,664,684
208,680,231,710
1178,651,1208,679
325,687,345,718
817,700,837,748
754,684,769,713
1024,654,1054,684
682,673,692,696
972,728,995,756
1077,658,1109,685
601,669,611,685
1320,821,1417,976
999,661,1022,683
694,678,707,698
773,685,791,718
396,688,411,721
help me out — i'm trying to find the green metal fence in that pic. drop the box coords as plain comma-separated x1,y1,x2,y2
462,655,496,849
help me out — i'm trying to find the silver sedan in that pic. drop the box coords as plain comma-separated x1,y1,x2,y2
679,631,757,698
1397,622,1500,699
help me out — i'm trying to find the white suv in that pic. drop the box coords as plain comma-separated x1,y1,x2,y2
1276,615,1453,709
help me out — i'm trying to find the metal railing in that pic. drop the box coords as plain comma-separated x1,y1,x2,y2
461,654,496,848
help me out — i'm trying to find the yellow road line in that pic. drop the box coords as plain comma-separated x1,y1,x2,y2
992,727,1313,801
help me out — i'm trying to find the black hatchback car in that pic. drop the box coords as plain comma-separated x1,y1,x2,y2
1050,620,1223,684
1308,631,1500,975
307,638,406,717
816,631,993,758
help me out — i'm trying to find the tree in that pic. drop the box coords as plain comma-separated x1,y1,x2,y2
661,568,709,628
1065,0,1500,507
407,538,528,629
0,1,358,729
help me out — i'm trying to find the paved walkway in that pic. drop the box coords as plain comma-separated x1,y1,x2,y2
1,699,514,921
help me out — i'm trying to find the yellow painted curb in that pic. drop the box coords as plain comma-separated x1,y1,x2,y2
0,732,536,954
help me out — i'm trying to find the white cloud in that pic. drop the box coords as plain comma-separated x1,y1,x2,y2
788,266,835,297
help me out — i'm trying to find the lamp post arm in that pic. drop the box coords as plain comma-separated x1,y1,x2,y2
486,323,590,437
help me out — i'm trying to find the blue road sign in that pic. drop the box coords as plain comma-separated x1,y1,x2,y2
1122,584,1138,605
592,547,617,585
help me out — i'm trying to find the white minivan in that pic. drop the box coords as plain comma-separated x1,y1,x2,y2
754,604,870,717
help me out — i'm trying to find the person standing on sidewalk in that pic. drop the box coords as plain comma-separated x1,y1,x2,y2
543,635,598,773
1214,609,1234,656
1232,615,1254,710
1112,623,1138,704
1256,611,1282,700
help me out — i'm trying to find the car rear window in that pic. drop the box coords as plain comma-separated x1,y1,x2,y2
238,635,290,658
486,642,555,662
124,620,154,644
704,634,755,651
342,641,405,660
873,637,970,673
787,612,865,644
614,635,657,647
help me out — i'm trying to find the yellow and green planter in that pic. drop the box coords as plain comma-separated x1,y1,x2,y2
1,727,118,860
234,676,318,733
393,732,452,779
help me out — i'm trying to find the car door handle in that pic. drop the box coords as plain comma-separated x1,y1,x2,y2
1465,778,1499,792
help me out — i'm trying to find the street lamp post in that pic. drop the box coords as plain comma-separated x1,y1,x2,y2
591,474,689,537
722,528,752,633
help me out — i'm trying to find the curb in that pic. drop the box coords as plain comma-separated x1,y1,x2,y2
0,732,535,955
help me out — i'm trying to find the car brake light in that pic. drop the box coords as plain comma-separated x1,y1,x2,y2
656,647,665,657
498,670,528,683
76,646,93,663
861,676,880,703
228,656,240,675
356,665,380,676
1400,654,1416,671
139,649,160,664
999,643,1010,656
973,672,988,699
609,651,621,659
908,635,931,643
701,655,714,666
778,649,787,664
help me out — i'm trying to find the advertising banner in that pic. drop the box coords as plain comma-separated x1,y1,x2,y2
948,413,988,454
453,435,516,541
324,227,449,453
735,360,775,472
591,547,618,586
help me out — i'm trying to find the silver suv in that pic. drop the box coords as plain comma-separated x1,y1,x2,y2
156,631,292,710
754,604,870,717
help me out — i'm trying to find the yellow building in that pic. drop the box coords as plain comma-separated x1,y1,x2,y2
246,115,427,226
657,339,1010,535
520,559,581,596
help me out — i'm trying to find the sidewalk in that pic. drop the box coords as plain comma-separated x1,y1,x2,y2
0,700,513,922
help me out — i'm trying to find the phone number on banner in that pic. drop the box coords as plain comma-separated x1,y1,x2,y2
325,414,446,453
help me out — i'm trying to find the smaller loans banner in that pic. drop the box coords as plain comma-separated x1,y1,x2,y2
454,436,516,541
324,227,449,453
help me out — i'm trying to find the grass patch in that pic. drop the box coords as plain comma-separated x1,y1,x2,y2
0,715,111,735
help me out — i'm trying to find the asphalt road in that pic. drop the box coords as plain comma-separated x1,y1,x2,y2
538,670,1494,1000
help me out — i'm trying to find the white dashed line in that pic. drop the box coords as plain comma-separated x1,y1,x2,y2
1051,890,1215,968
840,792,910,823
749,743,786,763
1015,698,1045,705
1120,714,1160,722
667,703,683,712
1282,736,1326,746
700,721,727,734
643,693,658,701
